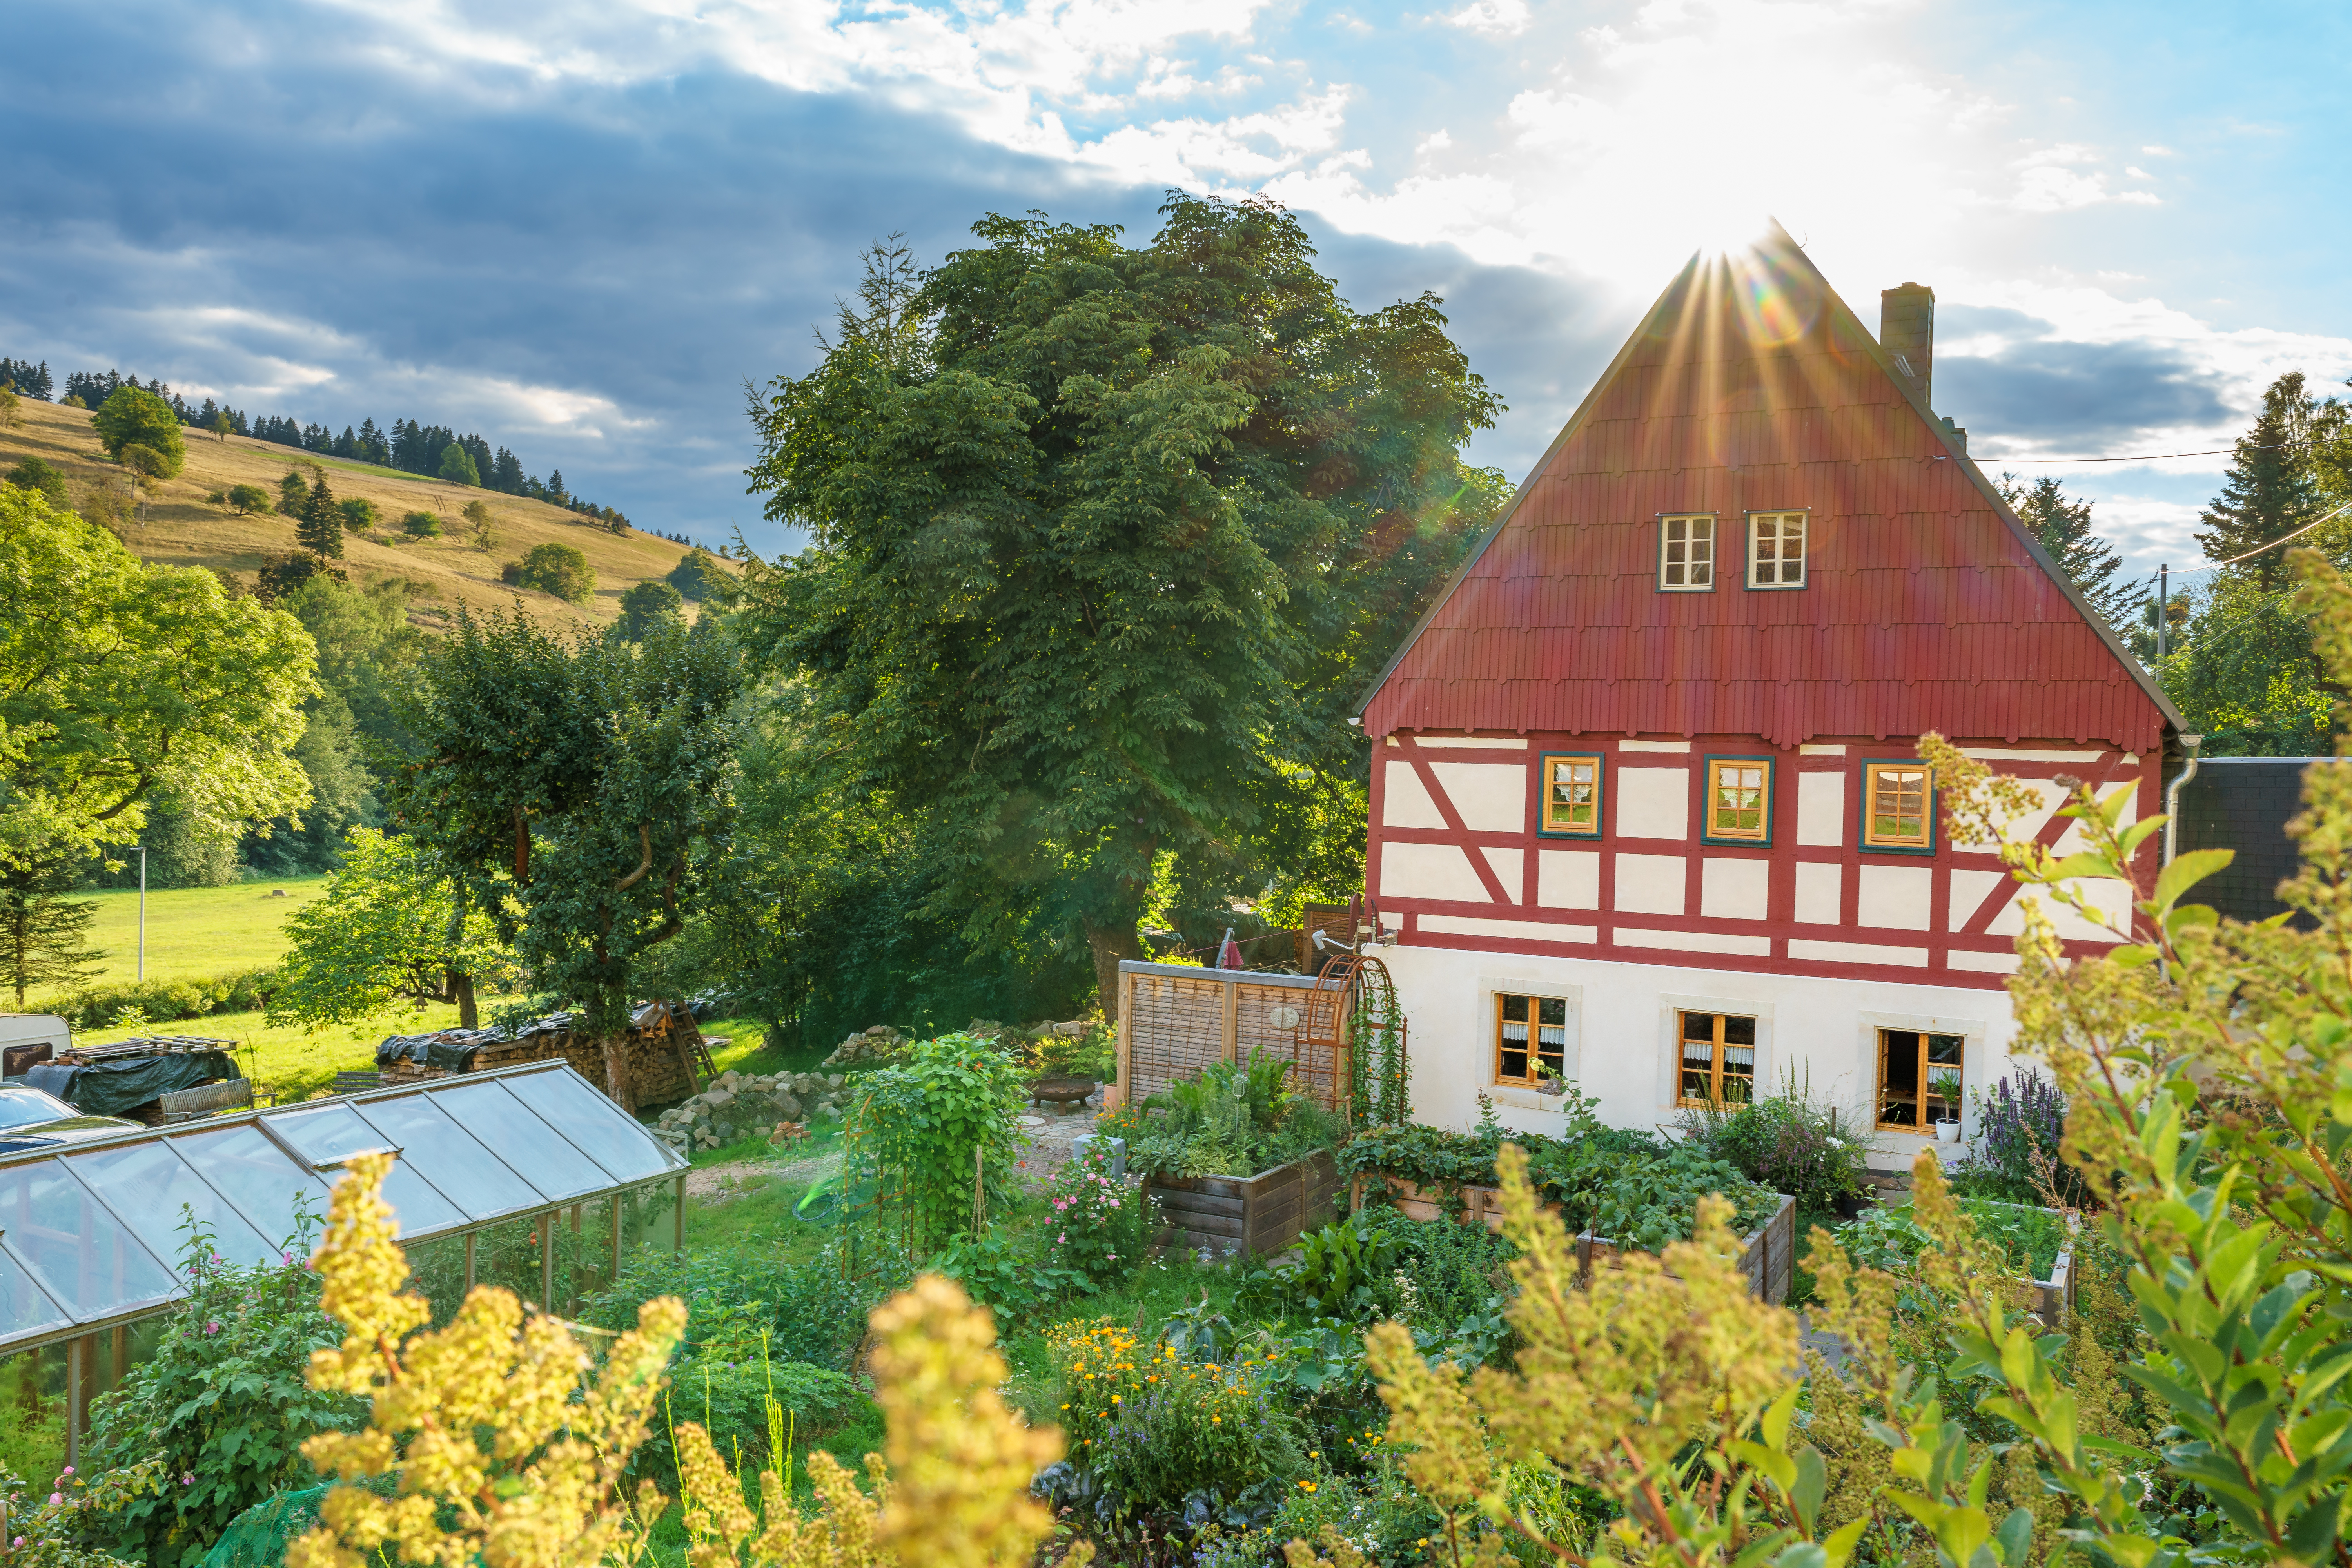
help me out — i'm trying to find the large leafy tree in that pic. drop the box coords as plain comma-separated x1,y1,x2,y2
0,860,101,1007
389,611,739,1107
738,197,1503,1012
0,485,315,878
270,828,515,1029
91,385,187,478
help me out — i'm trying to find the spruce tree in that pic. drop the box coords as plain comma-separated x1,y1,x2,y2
2001,474,2145,630
0,865,102,1008
2196,372,2330,590
298,472,345,559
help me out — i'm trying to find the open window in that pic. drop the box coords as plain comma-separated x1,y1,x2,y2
1496,994,1567,1086
1539,753,1603,837
1703,757,1773,844
1659,515,1715,590
1862,761,1934,852
1676,1010,1756,1107
1877,1028,1963,1129
1746,511,1806,588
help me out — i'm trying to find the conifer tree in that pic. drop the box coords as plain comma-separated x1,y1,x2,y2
2000,473,2144,629
279,468,310,515
2196,371,2335,590
0,864,102,1007
298,472,345,559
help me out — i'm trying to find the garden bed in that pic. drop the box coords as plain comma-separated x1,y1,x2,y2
1351,1171,1797,1304
1835,1196,2079,1321
1150,1149,1338,1258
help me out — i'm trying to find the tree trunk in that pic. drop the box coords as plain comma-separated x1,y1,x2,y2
451,971,478,1030
601,1033,637,1114
1086,919,1144,1024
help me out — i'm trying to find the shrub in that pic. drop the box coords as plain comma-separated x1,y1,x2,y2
499,559,524,584
0,385,17,426
515,541,595,603
1040,1144,1151,1288
400,508,441,537
617,578,685,641
224,483,272,514
1045,1318,1303,1515
84,1216,362,1568
5,456,71,508
336,497,379,531
1677,1076,1870,1211
579,1232,908,1370
668,545,722,601
461,497,496,550
91,387,186,476
848,1032,1029,1254
38,967,277,1028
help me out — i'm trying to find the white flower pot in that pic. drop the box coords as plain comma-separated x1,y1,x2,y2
1933,1120,1962,1144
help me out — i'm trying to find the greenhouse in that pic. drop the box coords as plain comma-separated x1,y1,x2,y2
0,1060,689,1463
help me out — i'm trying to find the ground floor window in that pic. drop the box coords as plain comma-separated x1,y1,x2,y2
1676,1010,1755,1106
1877,1028,1964,1129
1496,993,1567,1085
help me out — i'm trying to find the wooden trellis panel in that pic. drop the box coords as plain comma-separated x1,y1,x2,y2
1116,962,1346,1114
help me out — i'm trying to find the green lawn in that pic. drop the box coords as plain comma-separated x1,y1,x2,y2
69,876,325,986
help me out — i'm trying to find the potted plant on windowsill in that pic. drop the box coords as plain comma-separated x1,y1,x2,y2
1533,1062,1567,1097
1928,1070,1964,1143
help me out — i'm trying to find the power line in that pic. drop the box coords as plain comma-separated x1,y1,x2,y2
1989,440,2302,466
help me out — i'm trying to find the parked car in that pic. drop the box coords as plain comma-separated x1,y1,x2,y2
0,1085,139,1152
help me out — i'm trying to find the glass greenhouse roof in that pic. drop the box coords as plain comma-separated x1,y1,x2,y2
0,1060,686,1356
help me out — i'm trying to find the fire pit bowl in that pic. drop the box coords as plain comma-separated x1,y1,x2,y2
1029,1074,1098,1112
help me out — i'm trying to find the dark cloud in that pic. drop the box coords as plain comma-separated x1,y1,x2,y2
1933,303,2232,445
0,0,1616,549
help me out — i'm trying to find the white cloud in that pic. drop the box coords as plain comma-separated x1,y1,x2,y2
1443,0,1531,36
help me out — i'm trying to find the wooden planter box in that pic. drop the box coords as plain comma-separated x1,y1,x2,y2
1149,1150,1339,1258
1351,1171,1797,1306
1970,1200,2080,1322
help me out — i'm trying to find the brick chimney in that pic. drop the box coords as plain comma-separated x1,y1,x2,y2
1880,282,1935,406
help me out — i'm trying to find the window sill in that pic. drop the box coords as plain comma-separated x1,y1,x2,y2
1490,1085,1571,1114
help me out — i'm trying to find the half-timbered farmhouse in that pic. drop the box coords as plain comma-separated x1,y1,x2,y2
1356,227,2182,1165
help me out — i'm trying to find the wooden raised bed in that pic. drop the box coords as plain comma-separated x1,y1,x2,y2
1351,1171,1797,1305
1150,1149,1338,1258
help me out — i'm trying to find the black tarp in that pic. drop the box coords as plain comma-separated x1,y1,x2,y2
28,1050,236,1117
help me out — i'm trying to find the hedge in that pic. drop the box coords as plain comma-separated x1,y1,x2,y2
34,969,279,1031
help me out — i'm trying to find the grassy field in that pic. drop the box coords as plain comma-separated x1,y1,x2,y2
0,397,737,627
69,875,325,985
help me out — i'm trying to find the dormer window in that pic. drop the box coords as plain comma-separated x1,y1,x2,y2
1747,511,1806,588
1658,515,1715,591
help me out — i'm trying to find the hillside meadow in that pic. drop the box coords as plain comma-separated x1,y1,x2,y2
0,395,734,625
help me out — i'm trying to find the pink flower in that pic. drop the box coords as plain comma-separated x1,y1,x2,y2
49,1494,61,1506
61,1468,72,1477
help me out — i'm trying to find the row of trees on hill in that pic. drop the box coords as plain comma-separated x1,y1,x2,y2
0,356,639,532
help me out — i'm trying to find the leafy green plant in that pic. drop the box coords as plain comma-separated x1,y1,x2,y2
1126,1054,1339,1178
846,1031,1030,1254
1677,1074,1870,1211
1833,1196,2067,1286
1277,1212,1402,1321
1041,1143,1151,1288
638,1355,863,1488
83,1212,362,1568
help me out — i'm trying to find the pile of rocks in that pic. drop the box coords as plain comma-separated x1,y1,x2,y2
820,1025,907,1068
653,1068,851,1152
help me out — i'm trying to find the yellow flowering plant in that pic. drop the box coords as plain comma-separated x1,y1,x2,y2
284,1152,1068,1568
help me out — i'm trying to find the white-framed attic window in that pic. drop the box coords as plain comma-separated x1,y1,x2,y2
1659,514,1715,591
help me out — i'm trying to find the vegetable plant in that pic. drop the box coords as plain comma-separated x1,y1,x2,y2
1124,1054,1338,1178
846,1031,1030,1254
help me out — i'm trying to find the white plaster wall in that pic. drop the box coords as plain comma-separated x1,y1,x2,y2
1431,762,1529,833
1379,842,1490,902
1796,772,1845,846
1377,941,2020,1163
1382,761,1444,828
1537,849,1601,909
1616,768,1689,839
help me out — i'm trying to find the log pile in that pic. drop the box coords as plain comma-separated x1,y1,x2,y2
375,1000,710,1109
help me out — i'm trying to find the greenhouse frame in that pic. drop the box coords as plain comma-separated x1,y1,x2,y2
0,1060,691,1463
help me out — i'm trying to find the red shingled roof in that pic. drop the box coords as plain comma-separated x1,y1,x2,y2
1361,230,2180,751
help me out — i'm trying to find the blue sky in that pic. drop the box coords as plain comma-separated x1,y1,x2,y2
5,0,2347,595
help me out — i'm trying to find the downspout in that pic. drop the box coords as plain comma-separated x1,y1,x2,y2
2163,733,2205,867
2159,733,2203,987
